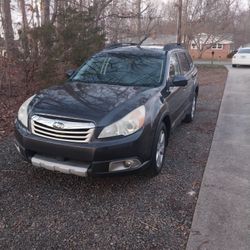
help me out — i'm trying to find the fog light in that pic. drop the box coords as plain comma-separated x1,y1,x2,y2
124,160,131,168
124,160,139,168
109,159,141,172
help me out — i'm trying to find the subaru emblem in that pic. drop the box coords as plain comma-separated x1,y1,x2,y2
53,121,64,130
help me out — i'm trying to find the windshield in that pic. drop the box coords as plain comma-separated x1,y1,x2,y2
238,48,250,54
72,54,165,87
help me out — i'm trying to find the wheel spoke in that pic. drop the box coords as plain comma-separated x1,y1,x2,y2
191,97,196,118
156,130,166,168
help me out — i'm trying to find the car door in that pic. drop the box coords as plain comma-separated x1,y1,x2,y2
166,52,186,126
177,51,196,111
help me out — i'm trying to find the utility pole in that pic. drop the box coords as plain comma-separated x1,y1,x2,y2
177,0,183,44
136,0,142,42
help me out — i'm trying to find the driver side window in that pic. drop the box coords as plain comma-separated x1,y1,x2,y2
169,54,181,81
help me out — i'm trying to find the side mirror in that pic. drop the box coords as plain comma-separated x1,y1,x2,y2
172,75,188,87
66,69,75,78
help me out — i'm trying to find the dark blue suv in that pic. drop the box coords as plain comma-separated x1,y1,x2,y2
15,43,198,177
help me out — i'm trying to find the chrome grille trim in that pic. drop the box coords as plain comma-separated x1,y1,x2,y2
31,115,95,143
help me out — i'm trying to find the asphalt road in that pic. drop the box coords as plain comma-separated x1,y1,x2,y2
0,68,226,249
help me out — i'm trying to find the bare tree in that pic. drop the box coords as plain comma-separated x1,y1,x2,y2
41,0,50,25
18,0,30,57
233,9,250,47
182,0,239,57
35,0,41,26
50,0,58,24
19,0,28,29
1,0,17,58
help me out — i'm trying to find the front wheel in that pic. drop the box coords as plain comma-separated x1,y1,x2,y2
147,123,168,176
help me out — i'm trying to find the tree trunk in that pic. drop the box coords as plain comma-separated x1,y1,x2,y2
19,0,28,29
50,0,58,24
41,0,50,25
18,0,30,57
35,0,41,26
56,0,65,29
1,0,17,59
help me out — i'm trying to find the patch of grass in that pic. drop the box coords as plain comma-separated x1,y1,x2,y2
196,64,228,70
197,64,228,87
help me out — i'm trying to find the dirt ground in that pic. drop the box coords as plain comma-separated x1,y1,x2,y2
0,65,228,249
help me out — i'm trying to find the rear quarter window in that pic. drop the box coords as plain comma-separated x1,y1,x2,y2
186,53,194,68
178,52,191,74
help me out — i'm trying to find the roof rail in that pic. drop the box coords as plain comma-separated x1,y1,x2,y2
163,43,184,51
105,43,138,50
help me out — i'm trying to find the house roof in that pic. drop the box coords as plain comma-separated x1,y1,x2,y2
101,45,166,58
192,33,233,45
219,40,234,45
120,34,177,46
143,34,177,45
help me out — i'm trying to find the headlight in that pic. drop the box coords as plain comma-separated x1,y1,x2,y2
98,106,145,138
17,95,35,127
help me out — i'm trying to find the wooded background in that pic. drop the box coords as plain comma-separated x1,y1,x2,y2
0,0,249,96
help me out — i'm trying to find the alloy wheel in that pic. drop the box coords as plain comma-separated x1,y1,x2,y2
156,130,166,168
191,96,197,119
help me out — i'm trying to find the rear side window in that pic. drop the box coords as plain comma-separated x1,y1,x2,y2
169,53,181,80
178,52,191,74
238,48,250,54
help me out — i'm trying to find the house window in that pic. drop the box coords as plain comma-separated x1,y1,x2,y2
217,44,223,49
212,43,223,50
191,43,197,50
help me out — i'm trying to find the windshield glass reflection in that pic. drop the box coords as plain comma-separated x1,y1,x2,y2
73,54,164,87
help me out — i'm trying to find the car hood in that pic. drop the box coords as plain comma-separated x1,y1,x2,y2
30,82,158,126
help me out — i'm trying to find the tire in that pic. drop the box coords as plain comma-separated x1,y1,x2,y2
184,94,197,123
232,64,237,68
147,123,168,176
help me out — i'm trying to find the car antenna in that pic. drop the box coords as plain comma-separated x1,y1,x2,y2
137,34,149,48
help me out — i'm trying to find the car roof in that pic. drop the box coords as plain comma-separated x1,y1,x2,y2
98,44,185,58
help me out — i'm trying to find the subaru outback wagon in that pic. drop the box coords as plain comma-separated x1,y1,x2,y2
15,43,198,177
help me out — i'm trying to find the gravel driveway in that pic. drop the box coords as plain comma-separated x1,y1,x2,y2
0,66,227,249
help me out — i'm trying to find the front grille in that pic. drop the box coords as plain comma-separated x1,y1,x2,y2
31,115,95,143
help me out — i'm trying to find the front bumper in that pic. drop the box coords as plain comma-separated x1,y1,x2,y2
14,120,153,176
